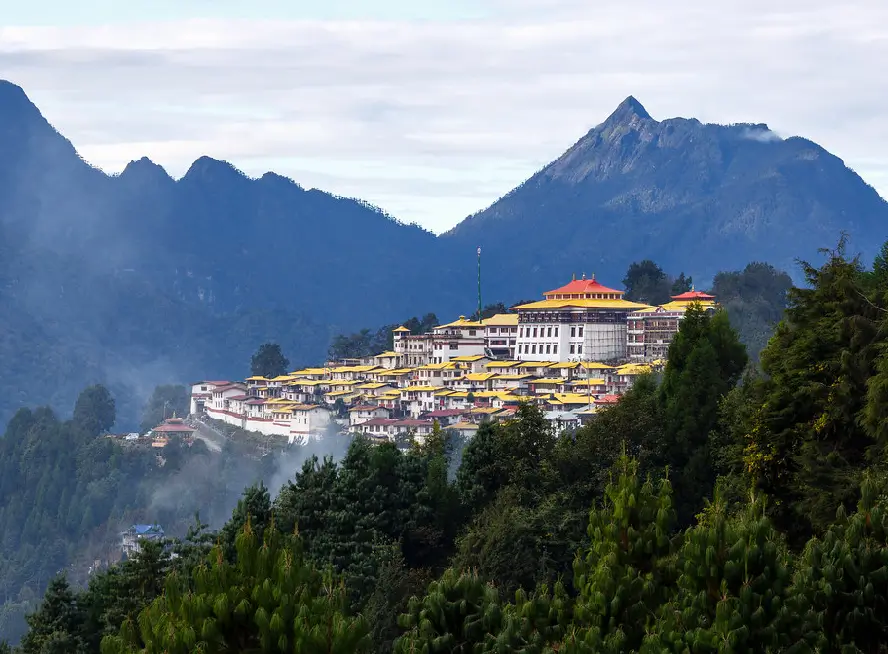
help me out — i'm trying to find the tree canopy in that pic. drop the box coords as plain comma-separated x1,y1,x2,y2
250,342,290,378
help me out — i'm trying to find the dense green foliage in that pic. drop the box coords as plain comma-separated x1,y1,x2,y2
622,259,690,305
8,239,888,653
0,385,291,645
251,343,291,379
329,314,439,360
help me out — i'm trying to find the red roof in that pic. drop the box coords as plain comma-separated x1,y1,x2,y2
422,409,469,418
671,290,715,301
152,418,196,434
594,394,621,405
544,278,622,297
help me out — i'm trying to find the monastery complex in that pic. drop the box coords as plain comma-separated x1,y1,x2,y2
189,275,717,445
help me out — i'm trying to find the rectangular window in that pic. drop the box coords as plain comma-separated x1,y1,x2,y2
489,327,497,334
570,327,576,338
554,327,559,337
469,329,476,336
578,345,583,354
578,327,584,337
546,344,551,354
532,344,537,354
533,327,538,338
553,345,558,354
547,327,552,337
570,344,576,354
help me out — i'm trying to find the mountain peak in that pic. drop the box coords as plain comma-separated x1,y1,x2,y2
119,157,173,185
603,96,653,126
0,79,50,128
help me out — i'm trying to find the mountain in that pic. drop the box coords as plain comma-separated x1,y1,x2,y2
443,96,888,299
1,81,886,426
0,81,469,428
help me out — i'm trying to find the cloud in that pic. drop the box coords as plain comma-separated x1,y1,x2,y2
1,0,887,232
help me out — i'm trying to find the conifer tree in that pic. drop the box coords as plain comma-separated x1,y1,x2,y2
643,489,790,653
786,472,888,651
395,568,502,654
20,575,86,654
658,306,747,524
563,453,675,653
749,238,885,538
101,520,369,653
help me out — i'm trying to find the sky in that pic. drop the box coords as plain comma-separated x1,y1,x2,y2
2,0,887,233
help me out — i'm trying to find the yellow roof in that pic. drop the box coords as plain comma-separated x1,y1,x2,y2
571,378,607,386
332,380,361,386
515,299,652,310
291,368,328,376
265,397,292,404
374,351,400,358
482,313,519,326
531,378,565,384
614,364,652,375
549,393,596,405
659,300,717,311
450,421,479,430
270,375,296,382
516,361,556,368
357,382,390,389
485,361,521,369
446,391,469,398
465,372,497,381
549,362,579,369
393,326,411,332
245,376,268,381
493,373,535,380
435,389,455,396
400,385,443,393
418,361,461,370
579,362,614,370
325,389,358,397
470,406,504,415
436,316,485,329
451,355,487,362
381,369,413,376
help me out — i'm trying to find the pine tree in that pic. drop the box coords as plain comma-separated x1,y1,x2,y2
644,488,790,653
20,575,86,654
749,239,885,538
563,453,675,653
786,471,888,652
395,568,502,654
101,520,369,653
658,306,747,524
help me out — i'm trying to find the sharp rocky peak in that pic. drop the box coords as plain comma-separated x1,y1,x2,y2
601,95,653,127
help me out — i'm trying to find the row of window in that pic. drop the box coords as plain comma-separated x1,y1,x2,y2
518,342,587,355
520,326,586,339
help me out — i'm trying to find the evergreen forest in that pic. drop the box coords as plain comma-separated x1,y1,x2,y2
4,239,888,653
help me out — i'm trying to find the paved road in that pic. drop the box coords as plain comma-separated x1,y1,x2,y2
188,418,225,452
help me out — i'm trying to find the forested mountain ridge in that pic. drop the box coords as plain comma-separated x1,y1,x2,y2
2,79,886,428
7,239,888,652
443,96,888,301
0,81,461,428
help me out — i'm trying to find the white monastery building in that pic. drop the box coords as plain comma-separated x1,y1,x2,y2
514,275,649,363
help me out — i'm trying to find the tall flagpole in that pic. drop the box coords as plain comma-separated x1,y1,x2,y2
477,247,482,323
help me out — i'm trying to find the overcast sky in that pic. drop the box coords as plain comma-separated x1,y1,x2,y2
2,0,887,233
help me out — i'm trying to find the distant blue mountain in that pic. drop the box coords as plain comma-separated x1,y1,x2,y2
443,96,888,295
1,81,885,426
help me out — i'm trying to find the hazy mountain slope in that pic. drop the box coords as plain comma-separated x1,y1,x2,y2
443,97,888,299
0,81,462,428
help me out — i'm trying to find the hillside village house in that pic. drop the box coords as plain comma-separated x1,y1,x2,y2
187,279,717,444
121,524,165,557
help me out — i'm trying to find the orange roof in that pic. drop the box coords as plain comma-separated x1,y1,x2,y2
671,289,715,301
543,277,622,299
